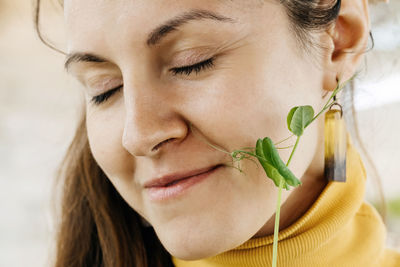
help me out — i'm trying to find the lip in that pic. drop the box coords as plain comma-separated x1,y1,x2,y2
144,165,223,202
144,165,221,188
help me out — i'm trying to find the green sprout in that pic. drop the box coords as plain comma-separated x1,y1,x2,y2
190,74,357,267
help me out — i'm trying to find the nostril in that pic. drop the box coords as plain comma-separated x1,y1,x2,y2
152,138,175,152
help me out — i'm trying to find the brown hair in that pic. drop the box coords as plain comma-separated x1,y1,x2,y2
34,0,386,266
55,115,174,267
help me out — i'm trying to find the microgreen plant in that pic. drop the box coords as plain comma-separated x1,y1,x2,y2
190,74,356,267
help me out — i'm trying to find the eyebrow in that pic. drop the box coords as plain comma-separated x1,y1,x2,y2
64,9,236,71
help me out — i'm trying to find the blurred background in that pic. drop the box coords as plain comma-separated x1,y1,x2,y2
0,0,399,266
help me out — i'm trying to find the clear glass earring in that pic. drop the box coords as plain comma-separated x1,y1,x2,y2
324,96,347,182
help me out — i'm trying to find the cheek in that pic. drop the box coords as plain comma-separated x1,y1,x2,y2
86,109,147,212
85,107,131,180
200,63,291,148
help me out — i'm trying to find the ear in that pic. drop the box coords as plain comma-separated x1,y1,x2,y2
321,0,370,91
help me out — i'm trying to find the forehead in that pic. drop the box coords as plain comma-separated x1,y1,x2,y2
63,0,265,53
63,0,260,20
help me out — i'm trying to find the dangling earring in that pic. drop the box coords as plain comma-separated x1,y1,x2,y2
324,89,347,182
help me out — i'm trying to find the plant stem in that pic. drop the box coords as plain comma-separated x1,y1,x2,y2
231,150,263,161
274,134,295,146
306,74,356,128
272,178,283,267
271,136,300,267
276,145,294,150
286,136,300,167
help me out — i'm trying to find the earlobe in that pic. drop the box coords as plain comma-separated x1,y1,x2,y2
322,0,370,91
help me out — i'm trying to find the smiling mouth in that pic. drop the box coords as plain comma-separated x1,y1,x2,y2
144,164,223,188
144,165,223,202
163,165,221,186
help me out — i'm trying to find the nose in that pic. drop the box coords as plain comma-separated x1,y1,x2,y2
122,85,188,157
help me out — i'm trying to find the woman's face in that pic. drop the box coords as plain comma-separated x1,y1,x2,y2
64,0,330,260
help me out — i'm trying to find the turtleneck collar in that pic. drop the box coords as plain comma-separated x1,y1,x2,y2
172,135,390,267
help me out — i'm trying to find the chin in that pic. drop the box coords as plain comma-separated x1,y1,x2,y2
168,247,218,261
154,224,252,261
155,230,222,260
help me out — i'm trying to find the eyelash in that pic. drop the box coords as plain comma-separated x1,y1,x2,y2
169,57,215,76
90,57,215,105
91,85,123,105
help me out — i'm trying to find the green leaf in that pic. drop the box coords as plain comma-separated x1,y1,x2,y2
287,105,314,136
287,107,297,133
256,137,301,190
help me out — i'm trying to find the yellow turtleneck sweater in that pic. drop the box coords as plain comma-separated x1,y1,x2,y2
172,135,400,267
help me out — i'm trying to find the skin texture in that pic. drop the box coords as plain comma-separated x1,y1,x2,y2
64,0,369,261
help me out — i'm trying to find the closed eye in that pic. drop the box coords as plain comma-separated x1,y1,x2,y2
90,57,215,105
169,57,215,76
91,85,123,105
